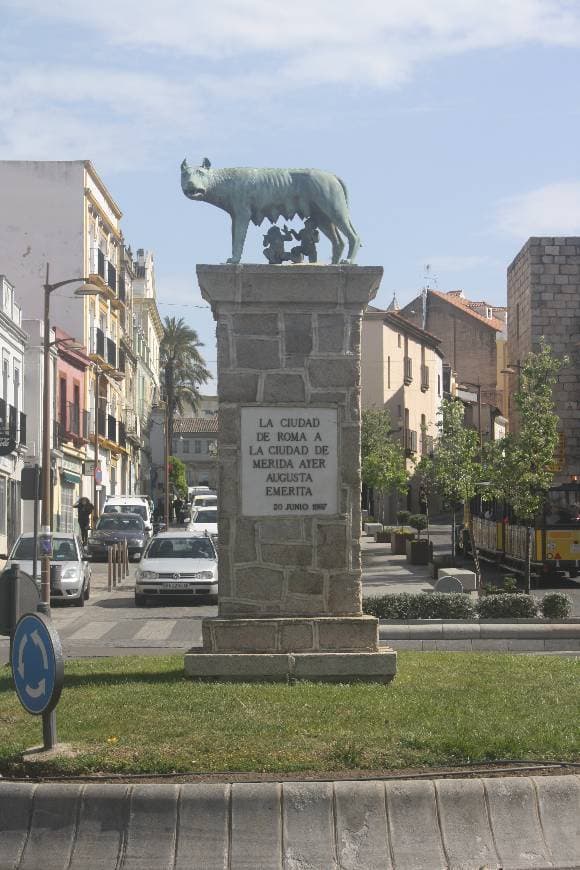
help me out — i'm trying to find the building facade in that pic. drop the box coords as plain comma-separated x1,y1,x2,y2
400,289,503,411
0,277,27,554
362,306,444,518
0,160,162,519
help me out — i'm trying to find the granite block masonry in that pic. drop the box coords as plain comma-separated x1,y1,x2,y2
184,264,397,681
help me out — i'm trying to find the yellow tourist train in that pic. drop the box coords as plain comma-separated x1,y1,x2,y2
471,484,580,580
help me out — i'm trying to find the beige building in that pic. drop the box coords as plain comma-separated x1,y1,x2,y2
362,306,444,517
0,160,161,516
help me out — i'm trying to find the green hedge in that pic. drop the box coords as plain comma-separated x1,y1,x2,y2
540,592,573,620
363,592,546,620
476,594,538,619
364,592,476,620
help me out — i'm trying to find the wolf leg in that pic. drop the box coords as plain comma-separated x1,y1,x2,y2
228,212,250,263
314,213,344,264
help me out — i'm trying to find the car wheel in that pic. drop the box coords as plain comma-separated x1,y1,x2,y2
74,587,86,607
84,581,90,600
134,594,147,607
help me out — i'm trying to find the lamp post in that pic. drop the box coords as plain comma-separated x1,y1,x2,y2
40,264,99,608
165,401,170,528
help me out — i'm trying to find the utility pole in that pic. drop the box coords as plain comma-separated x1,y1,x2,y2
164,402,170,527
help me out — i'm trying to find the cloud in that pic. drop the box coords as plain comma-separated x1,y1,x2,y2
5,0,580,87
495,181,580,239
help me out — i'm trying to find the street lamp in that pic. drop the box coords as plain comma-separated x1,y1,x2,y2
40,264,100,608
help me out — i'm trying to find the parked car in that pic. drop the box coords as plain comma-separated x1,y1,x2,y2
88,512,147,562
188,506,218,543
192,493,217,509
103,496,154,537
134,531,218,606
6,532,91,606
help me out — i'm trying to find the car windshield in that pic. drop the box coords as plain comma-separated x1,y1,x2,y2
192,510,217,524
145,537,215,559
11,536,78,561
104,504,147,520
195,497,217,507
97,515,144,531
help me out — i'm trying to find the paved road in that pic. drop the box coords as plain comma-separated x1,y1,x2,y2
1,525,578,662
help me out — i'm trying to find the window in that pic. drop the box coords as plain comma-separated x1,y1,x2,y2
182,438,190,453
14,366,20,412
397,333,401,348
2,358,8,402
60,484,75,532
0,476,5,535
59,377,67,427
195,440,202,454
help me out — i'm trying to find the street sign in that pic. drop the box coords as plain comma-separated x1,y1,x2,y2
94,466,103,485
0,428,16,456
11,612,63,715
0,568,40,636
83,459,95,475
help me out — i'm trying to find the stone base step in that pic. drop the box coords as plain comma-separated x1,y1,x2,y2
184,649,397,682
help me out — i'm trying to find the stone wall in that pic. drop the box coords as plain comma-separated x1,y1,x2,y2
197,265,382,621
507,237,580,479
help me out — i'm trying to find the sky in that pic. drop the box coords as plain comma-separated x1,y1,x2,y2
2,1,580,387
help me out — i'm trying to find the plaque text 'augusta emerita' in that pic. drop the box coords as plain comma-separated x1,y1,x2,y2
241,407,338,516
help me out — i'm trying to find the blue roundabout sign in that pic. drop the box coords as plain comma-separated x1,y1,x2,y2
11,612,64,715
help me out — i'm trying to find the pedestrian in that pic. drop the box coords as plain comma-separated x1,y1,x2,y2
74,496,94,547
174,496,183,524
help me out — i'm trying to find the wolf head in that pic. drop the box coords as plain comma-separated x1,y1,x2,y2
181,157,212,200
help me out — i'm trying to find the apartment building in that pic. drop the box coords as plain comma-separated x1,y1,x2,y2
0,276,27,553
0,160,161,515
400,288,504,414
362,306,444,517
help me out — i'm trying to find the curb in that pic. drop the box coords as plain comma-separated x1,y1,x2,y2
379,620,580,651
0,774,578,868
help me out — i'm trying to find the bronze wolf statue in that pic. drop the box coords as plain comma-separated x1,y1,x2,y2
180,157,361,265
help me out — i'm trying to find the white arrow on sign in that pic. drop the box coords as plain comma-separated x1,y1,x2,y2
31,629,49,669
25,678,46,699
17,633,27,679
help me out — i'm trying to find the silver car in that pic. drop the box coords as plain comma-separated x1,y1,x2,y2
134,531,218,606
6,532,91,606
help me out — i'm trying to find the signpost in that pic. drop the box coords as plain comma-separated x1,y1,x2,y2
94,465,103,485
0,566,41,637
11,611,64,749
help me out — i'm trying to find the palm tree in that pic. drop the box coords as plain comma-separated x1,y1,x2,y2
160,317,210,448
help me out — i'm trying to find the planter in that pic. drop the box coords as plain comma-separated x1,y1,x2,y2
375,531,391,543
391,532,408,555
406,539,430,565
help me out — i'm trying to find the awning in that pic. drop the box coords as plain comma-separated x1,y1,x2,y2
61,471,81,485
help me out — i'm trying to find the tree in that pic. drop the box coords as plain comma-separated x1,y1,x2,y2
361,409,408,519
160,317,211,447
486,340,567,592
430,397,482,567
169,456,188,499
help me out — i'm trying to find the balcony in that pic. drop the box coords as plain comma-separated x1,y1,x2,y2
19,411,26,445
404,356,413,385
107,414,117,443
97,249,106,280
118,421,126,449
97,408,106,438
404,428,417,456
8,404,17,443
421,365,429,392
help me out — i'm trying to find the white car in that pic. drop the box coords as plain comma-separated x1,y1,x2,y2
134,531,218,606
6,532,91,606
188,506,218,543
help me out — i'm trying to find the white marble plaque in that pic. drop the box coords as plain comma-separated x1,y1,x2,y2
241,407,338,516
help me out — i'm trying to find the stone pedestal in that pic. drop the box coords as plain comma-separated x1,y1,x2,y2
184,264,396,682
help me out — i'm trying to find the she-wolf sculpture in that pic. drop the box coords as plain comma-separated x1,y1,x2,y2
180,157,361,265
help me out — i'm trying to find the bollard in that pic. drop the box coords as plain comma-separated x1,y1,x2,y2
112,544,118,587
125,539,129,577
108,546,113,592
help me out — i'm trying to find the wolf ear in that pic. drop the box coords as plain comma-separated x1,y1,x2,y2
202,157,211,169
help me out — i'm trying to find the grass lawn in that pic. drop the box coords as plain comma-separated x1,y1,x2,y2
0,653,578,776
